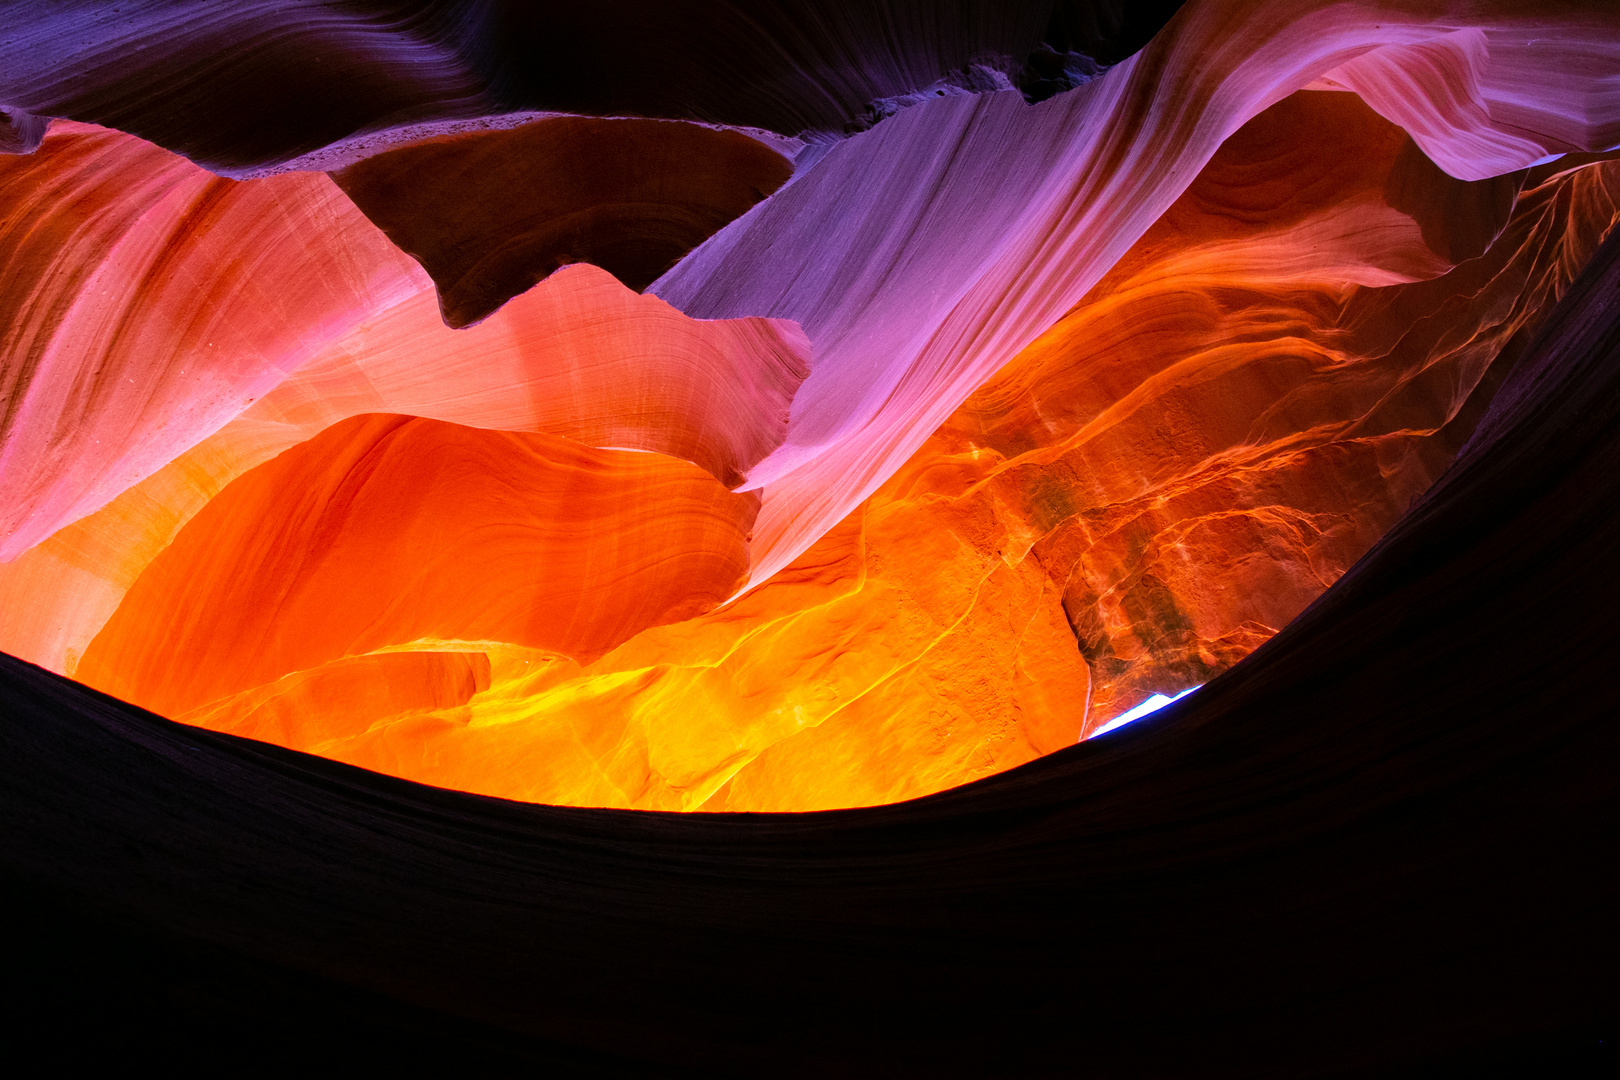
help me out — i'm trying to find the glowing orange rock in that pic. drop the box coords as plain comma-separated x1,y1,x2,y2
12,3,1620,815
658,1,1620,591
326,92,1611,812
896,95,1620,729
76,413,757,719
0,263,807,677
180,651,492,753
46,91,1620,813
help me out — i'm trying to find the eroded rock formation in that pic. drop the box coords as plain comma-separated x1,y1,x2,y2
2,0,1619,1070
3,1,1619,814
658,1,1620,591
0,224,807,683
0,121,420,560
75,413,756,720
3,219,1617,1077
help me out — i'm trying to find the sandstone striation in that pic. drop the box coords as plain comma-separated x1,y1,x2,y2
2,220,1618,1072
0,121,421,561
0,256,807,680
658,1,1620,591
75,413,756,721
1,4,1619,1067
45,93,1615,812
1,0,1618,817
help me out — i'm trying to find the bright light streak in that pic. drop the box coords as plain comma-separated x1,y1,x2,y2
1086,685,1202,739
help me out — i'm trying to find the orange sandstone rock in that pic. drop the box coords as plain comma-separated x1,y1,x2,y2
57,94,1620,812
0,263,807,677
902,93,1620,728
179,650,493,753
76,414,756,719
16,53,1620,812
362,92,1614,812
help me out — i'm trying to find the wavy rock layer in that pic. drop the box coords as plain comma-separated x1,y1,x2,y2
2,0,1618,817
943,94,1620,725
0,120,422,560
75,413,756,721
259,262,810,488
60,92,1612,813
332,117,795,326
0,253,806,683
520,95,1615,812
3,222,1617,1076
1,0,1617,1069
658,0,1620,590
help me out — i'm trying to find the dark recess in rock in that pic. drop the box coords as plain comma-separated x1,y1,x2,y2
1045,0,1191,65
0,1,1183,176
0,106,48,154
1016,1,1193,101
332,117,794,327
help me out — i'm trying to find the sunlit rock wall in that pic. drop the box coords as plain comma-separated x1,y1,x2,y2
2,0,1618,811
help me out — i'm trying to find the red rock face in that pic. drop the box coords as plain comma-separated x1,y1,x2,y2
2,1,1619,815
75,413,756,721
930,92,1620,727
657,1,1620,593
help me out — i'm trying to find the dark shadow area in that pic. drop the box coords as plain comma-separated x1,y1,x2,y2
0,1,1186,175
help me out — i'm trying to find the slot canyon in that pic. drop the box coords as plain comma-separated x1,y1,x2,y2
1,1,1616,1073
